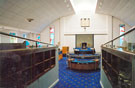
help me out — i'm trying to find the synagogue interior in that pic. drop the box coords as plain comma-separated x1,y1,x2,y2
0,0,135,88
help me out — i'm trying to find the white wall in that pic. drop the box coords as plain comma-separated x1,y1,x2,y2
63,34,75,53
107,16,113,41
112,17,131,39
41,12,110,52
60,12,110,53
41,19,60,45
64,12,108,34
94,35,108,52
40,12,132,53
0,25,38,43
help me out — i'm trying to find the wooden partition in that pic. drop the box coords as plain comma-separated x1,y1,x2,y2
101,47,134,88
0,43,26,50
0,47,56,88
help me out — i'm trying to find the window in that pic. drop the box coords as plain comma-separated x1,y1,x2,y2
36,34,42,47
23,33,27,38
9,32,17,43
120,24,125,46
50,27,55,45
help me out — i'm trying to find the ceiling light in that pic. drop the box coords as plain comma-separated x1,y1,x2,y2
27,18,34,22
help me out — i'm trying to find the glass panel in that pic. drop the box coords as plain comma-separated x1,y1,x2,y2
50,27,55,45
125,31,135,53
104,29,135,54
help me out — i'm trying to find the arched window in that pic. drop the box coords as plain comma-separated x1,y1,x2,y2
50,27,55,45
120,24,125,46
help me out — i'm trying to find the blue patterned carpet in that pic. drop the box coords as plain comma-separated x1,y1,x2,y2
53,57,102,88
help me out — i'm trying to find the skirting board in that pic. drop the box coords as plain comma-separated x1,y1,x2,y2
49,79,59,88
100,81,104,88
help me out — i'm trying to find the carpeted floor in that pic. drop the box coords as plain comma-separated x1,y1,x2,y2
53,57,102,88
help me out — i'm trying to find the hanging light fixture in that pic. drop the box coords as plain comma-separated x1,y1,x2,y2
27,18,34,22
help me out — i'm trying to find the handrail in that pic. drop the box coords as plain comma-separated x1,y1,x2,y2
0,31,54,46
103,27,135,45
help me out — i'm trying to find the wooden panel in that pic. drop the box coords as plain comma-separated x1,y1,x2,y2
59,54,63,60
62,46,69,54
68,61,99,70
0,48,56,88
0,43,26,50
101,48,133,88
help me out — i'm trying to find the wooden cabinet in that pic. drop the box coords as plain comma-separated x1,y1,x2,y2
0,48,56,88
58,51,63,60
102,47,133,88
0,43,26,50
62,46,69,54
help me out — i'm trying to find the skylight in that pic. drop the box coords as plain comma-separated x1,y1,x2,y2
70,0,97,14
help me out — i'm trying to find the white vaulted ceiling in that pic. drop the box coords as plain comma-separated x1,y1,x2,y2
0,0,74,32
96,0,135,27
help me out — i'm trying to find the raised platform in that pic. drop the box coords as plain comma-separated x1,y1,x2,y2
74,48,95,54
67,47,100,71
67,58,99,70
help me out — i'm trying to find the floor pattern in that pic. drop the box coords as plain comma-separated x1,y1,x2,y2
53,57,102,88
